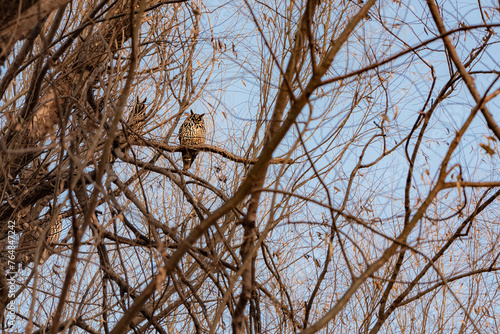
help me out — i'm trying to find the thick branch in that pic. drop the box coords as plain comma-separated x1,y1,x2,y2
115,139,295,164
0,0,71,64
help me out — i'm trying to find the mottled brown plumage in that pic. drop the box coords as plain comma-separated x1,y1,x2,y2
179,110,206,170
46,216,62,246
16,206,62,266
128,96,147,132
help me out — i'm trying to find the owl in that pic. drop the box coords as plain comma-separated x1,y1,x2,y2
179,110,206,170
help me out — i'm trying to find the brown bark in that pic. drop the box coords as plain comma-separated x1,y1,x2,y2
0,0,71,64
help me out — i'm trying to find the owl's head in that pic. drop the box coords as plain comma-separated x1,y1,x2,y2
189,110,205,123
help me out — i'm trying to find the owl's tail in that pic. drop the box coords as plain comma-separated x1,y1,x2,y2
182,149,199,170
